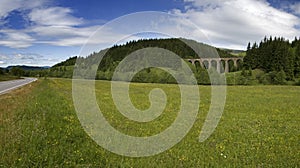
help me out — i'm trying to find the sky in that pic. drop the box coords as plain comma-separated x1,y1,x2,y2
0,0,300,67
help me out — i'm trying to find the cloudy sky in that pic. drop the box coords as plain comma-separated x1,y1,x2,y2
0,0,299,67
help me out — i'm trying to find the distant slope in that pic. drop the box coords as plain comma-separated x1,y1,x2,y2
52,56,77,67
219,48,246,57
6,65,50,71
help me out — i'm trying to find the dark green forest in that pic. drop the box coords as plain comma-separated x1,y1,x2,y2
2,37,300,85
90,38,237,72
243,36,300,84
244,36,300,79
62,38,239,84
53,57,77,67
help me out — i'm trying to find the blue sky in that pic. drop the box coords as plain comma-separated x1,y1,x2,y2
0,0,300,67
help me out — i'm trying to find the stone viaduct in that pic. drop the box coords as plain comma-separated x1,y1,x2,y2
186,57,243,73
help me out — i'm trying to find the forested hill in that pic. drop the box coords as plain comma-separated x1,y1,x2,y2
244,36,300,80
85,38,240,71
102,38,237,59
65,38,236,62
55,38,238,68
53,56,77,67
13,36,300,85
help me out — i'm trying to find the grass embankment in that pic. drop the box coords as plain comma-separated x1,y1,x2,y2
0,80,39,164
0,78,299,167
0,75,20,81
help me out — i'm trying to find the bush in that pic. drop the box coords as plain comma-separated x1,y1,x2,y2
258,73,271,85
96,71,106,80
295,79,300,86
274,70,287,85
257,70,287,85
10,67,25,77
0,69,4,75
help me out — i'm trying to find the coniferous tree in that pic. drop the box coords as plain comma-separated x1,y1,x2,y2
244,36,298,81
294,41,300,77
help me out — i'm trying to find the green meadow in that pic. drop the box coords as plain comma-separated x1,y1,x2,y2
1,78,299,167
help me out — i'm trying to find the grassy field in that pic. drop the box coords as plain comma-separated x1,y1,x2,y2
0,78,299,167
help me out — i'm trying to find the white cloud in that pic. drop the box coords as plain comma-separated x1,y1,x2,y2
0,54,9,60
0,29,35,48
0,0,125,50
0,0,44,48
0,52,59,67
0,0,21,19
14,53,42,60
183,0,223,10
29,7,83,26
1,0,299,52
35,26,142,49
0,0,46,19
173,0,300,49
290,2,300,15
0,1,98,48
30,25,97,37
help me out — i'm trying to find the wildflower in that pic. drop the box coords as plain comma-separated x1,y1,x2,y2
220,153,227,158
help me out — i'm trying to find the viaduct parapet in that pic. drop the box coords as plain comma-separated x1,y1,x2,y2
186,57,243,73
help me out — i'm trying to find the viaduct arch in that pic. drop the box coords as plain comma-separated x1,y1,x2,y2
187,57,243,73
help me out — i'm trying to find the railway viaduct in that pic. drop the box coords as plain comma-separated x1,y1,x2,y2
186,57,243,73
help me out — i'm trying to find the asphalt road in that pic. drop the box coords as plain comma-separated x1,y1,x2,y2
0,78,37,95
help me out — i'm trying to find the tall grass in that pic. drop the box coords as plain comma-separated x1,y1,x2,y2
1,78,299,167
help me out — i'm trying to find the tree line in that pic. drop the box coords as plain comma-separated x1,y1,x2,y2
244,36,300,81
2,37,300,85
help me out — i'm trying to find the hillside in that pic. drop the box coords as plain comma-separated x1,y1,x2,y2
53,38,239,69
52,56,77,67
6,65,50,71
219,48,246,57
11,36,300,85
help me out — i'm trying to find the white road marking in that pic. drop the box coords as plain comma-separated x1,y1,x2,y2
0,78,37,95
